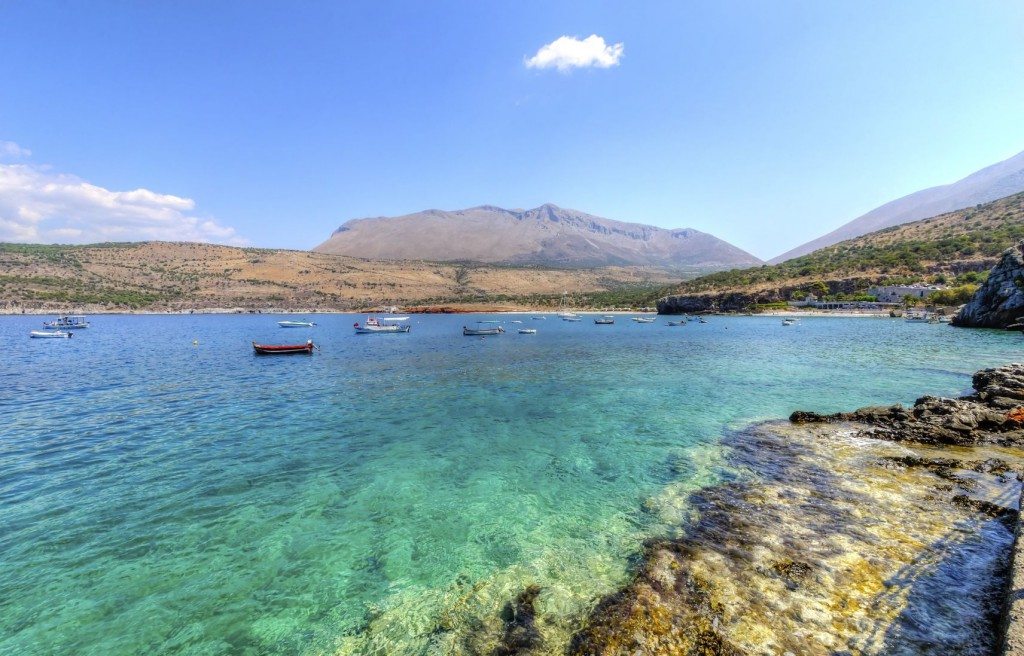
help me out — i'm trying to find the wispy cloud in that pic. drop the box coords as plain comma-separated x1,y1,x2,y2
0,140,32,159
525,35,624,72
0,157,245,245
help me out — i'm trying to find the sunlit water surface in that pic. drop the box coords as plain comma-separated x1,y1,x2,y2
0,314,1020,655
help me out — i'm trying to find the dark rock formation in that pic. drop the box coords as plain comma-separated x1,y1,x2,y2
789,363,1024,446
953,241,1024,328
493,585,543,656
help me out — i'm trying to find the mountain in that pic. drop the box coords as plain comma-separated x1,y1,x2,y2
659,190,1024,314
770,149,1024,263
314,203,762,270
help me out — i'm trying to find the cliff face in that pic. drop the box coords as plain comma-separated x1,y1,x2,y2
954,241,1024,328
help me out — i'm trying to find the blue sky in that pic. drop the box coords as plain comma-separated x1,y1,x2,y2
1,1,1022,259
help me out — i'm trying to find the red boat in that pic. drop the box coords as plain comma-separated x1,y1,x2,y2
252,339,316,355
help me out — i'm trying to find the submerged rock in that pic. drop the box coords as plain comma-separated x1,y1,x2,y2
954,240,1024,328
493,585,543,656
570,364,1024,655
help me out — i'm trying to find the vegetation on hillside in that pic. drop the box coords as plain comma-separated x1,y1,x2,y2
672,191,1024,298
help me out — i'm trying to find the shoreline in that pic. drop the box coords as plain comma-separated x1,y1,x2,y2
558,363,1024,655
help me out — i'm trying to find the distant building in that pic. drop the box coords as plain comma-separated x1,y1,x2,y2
868,284,946,303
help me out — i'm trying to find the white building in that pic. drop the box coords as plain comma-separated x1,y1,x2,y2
868,284,945,303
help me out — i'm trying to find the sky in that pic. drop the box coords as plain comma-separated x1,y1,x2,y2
1,1,1022,260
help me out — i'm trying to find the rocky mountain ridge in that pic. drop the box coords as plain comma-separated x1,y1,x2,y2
315,203,762,270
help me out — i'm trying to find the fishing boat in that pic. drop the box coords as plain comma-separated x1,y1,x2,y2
667,321,685,326
594,316,615,325
252,339,316,355
353,316,411,334
905,312,930,323
510,320,523,324
631,317,656,324
517,328,537,334
278,320,316,328
562,314,582,322
43,315,89,329
532,316,547,320
463,325,504,336
699,318,709,324
30,330,72,338
782,319,796,326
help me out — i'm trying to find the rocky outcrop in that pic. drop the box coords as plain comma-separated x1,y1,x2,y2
790,363,1024,446
954,241,1024,328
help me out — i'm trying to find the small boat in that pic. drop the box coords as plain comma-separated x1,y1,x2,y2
43,315,89,329
667,321,685,326
782,319,796,326
510,320,523,324
562,315,582,322
354,316,411,334
532,316,547,320
253,340,316,355
631,317,656,324
699,318,709,324
518,328,537,334
464,326,504,336
278,320,316,328
905,312,930,323
594,316,615,325
30,330,72,338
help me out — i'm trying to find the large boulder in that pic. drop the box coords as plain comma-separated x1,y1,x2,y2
953,240,1024,328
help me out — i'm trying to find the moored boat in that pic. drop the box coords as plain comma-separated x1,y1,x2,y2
667,321,685,326
463,326,504,336
253,339,316,355
278,320,316,328
517,328,537,334
30,330,72,338
782,319,796,326
43,315,89,329
594,316,615,325
353,317,411,334
631,317,656,324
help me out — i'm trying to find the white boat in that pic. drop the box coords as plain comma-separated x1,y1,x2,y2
532,316,547,320
43,315,89,329
782,319,796,326
631,317,656,324
699,318,709,324
278,320,316,328
561,315,582,322
30,330,72,338
594,316,615,325
353,316,411,334
905,312,930,323
518,328,537,334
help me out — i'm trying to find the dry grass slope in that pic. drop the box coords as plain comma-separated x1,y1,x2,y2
0,241,681,312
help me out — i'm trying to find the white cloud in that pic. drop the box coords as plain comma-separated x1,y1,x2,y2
0,141,32,159
0,162,246,245
525,34,624,72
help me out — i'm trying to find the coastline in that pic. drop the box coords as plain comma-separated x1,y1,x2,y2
559,363,1024,655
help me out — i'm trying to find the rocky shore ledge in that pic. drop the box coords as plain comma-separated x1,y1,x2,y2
538,364,1024,655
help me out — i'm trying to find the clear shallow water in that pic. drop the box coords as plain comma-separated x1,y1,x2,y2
0,314,1020,655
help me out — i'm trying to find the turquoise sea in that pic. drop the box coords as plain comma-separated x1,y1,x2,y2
0,314,1021,655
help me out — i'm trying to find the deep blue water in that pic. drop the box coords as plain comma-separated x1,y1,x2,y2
0,313,1020,655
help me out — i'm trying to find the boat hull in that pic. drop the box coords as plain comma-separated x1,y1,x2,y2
354,326,411,334
30,330,71,338
463,327,504,336
252,341,314,355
